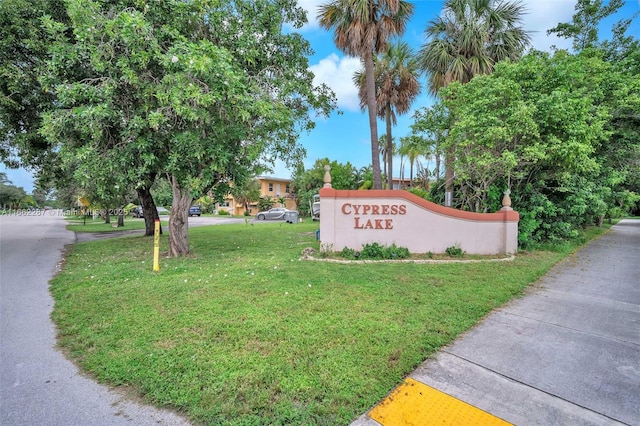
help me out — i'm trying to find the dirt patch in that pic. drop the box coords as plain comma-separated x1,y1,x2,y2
75,229,145,243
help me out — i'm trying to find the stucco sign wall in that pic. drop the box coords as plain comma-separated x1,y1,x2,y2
319,187,519,255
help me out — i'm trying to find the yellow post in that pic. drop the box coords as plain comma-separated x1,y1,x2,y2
153,219,160,271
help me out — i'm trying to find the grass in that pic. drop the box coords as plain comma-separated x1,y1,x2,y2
51,221,611,425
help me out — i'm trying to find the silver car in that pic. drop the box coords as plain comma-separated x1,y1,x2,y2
255,207,289,220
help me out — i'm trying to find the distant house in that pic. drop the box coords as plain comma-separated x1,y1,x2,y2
391,177,413,190
216,176,296,216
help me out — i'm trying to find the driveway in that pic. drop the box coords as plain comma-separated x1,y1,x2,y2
184,215,249,226
0,211,190,425
137,215,285,227
75,215,288,243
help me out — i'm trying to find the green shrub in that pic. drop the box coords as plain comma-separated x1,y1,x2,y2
359,242,410,260
408,187,429,200
217,210,229,216
445,245,464,257
340,247,357,260
386,244,410,259
361,242,386,259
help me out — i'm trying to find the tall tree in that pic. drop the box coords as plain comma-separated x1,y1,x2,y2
0,183,26,209
549,0,640,217
398,135,425,188
41,0,333,256
0,0,70,169
438,50,638,241
0,0,81,207
378,135,389,183
0,172,12,185
355,40,421,189
318,0,414,189
547,0,624,51
440,74,541,212
417,0,530,206
410,102,450,183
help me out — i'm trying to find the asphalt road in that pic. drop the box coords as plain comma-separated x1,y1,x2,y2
0,211,190,426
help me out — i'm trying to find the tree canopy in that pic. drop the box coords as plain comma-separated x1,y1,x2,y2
0,0,71,172
292,158,363,216
418,0,530,95
418,0,530,207
318,0,414,190
412,48,639,245
35,0,333,256
354,40,421,189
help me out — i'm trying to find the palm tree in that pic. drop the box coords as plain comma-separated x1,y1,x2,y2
377,134,396,188
354,165,373,190
355,41,421,190
418,0,530,205
378,135,389,185
399,135,424,188
0,172,12,185
318,0,414,189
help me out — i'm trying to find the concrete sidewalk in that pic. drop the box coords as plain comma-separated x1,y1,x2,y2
352,219,639,426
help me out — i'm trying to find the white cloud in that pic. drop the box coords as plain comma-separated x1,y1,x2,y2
309,53,362,112
297,0,324,31
413,1,576,53
522,0,576,51
305,1,579,114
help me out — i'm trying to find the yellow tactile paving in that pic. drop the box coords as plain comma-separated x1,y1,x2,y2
369,378,512,426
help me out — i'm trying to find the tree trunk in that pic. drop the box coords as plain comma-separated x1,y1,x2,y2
425,167,430,191
444,146,454,207
168,175,192,257
104,209,111,224
117,213,124,227
364,50,382,190
382,149,387,186
410,161,414,188
137,186,161,236
386,108,393,190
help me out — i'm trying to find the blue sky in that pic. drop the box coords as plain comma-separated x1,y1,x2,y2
2,0,639,194
287,0,640,180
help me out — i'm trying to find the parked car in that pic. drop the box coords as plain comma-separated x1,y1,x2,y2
130,205,166,218
130,205,143,218
255,207,289,220
189,205,202,217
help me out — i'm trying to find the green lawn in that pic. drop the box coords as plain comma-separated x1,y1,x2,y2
50,221,610,425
